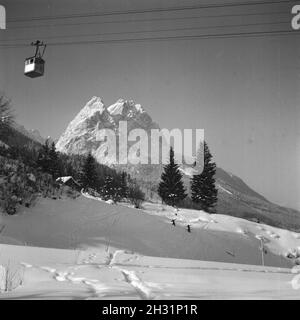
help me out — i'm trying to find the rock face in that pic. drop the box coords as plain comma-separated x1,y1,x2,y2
56,97,165,165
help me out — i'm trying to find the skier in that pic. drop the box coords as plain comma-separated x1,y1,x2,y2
171,219,176,226
174,207,179,216
187,224,191,233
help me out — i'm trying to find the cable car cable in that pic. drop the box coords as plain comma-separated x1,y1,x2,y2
0,20,290,44
0,29,297,49
7,10,292,30
7,0,296,23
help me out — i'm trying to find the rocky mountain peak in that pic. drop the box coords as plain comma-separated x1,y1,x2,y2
55,97,160,161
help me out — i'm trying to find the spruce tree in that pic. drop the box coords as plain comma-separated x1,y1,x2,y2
120,172,128,198
36,140,51,173
191,142,218,213
158,147,187,206
81,152,98,190
49,142,60,178
101,175,123,202
101,176,114,200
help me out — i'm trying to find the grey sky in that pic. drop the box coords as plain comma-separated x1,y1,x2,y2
0,0,299,210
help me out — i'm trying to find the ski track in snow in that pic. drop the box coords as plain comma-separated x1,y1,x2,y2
18,250,154,300
16,247,292,300
107,250,157,300
48,266,110,298
19,258,110,298
119,268,156,300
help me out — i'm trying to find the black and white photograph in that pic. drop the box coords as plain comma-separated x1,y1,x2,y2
0,0,300,303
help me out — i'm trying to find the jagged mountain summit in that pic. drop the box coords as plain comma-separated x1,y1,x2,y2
56,97,164,164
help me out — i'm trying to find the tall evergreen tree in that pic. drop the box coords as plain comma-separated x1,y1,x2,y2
101,175,114,201
158,147,187,206
120,171,128,198
101,175,123,202
48,142,60,178
191,142,218,213
36,140,51,173
81,152,98,190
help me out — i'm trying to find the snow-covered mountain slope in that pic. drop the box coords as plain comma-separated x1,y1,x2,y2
1,195,299,268
1,195,300,299
55,96,300,230
12,123,50,145
0,244,299,300
179,166,300,231
1,122,53,149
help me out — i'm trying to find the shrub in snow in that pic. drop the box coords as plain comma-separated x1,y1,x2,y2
0,265,5,291
0,155,62,215
0,263,23,292
127,182,145,209
65,187,80,199
101,176,117,202
286,248,300,259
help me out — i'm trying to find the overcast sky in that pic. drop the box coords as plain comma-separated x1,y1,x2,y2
0,0,299,210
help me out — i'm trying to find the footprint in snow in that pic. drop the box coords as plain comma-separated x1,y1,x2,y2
67,276,86,283
54,272,70,282
257,226,266,231
269,232,280,239
82,253,97,264
265,229,280,238
40,266,57,273
20,262,32,268
83,280,108,296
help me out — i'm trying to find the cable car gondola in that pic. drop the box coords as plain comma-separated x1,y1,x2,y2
24,40,47,78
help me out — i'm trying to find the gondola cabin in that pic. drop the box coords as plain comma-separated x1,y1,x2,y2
24,56,45,78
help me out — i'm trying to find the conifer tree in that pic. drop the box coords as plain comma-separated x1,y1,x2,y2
36,140,51,173
49,142,60,178
158,147,187,206
101,175,123,202
191,142,218,213
120,172,128,198
101,176,114,200
81,152,98,190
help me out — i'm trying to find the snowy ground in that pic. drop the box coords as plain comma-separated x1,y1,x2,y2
0,195,300,299
0,245,299,300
